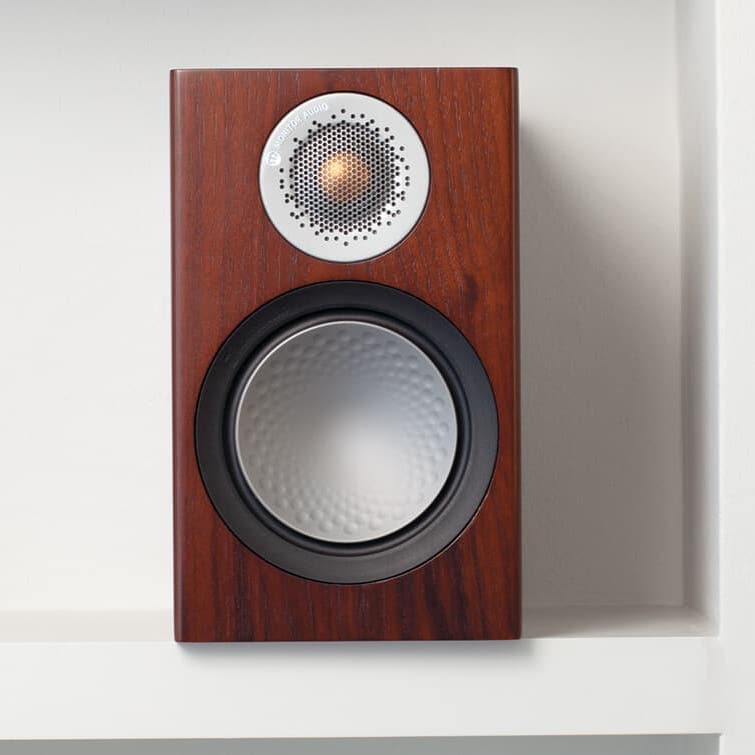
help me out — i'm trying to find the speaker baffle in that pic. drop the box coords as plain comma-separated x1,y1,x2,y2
195,282,498,584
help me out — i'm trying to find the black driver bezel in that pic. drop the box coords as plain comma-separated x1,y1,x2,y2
195,281,498,584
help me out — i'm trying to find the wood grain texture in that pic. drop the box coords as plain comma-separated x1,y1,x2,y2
172,68,520,641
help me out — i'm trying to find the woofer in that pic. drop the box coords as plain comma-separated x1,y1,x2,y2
195,282,498,584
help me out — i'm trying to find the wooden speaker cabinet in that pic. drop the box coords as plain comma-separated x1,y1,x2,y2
172,68,520,641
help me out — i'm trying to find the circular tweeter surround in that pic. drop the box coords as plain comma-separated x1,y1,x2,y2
195,282,498,584
259,93,430,263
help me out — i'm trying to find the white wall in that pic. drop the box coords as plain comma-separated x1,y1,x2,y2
717,1,755,753
0,0,684,613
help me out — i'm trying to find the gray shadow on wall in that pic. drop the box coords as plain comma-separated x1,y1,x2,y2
518,125,684,611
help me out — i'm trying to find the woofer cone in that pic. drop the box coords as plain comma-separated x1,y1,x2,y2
195,282,498,584
234,319,458,543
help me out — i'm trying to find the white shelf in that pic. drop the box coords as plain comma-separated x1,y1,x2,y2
0,736,720,755
0,624,721,740
0,611,172,643
0,605,714,643
0,605,720,739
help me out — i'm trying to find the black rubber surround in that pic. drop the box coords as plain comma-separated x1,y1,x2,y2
195,281,498,584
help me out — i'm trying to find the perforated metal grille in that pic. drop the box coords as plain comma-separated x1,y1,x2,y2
281,115,410,246
260,92,429,263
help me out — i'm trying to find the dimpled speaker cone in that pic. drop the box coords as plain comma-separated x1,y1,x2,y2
234,320,458,543
259,92,430,263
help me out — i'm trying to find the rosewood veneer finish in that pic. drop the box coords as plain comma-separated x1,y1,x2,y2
172,68,520,641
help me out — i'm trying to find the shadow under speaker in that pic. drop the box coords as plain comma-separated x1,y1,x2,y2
172,68,520,641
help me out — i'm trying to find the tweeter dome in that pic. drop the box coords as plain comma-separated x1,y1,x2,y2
172,68,520,641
